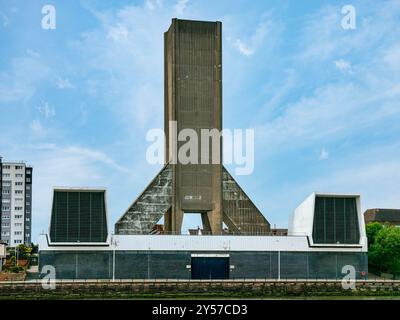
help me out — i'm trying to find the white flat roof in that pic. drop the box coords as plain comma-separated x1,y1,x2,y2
39,234,367,253
53,187,106,192
314,192,360,197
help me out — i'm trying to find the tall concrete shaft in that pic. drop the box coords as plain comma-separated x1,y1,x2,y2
164,19,223,234
114,18,271,236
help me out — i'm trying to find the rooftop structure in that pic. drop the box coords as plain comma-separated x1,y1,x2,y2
364,208,400,226
49,188,108,244
114,19,270,236
38,19,368,281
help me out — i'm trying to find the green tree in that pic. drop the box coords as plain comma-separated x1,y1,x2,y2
16,244,32,257
369,225,400,274
366,222,384,247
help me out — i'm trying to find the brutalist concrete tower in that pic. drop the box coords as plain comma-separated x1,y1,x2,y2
164,19,223,234
115,19,270,235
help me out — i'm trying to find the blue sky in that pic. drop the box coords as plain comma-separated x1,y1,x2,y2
1,0,400,242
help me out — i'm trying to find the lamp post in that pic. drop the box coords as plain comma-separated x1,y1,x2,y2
111,235,119,281
15,246,18,267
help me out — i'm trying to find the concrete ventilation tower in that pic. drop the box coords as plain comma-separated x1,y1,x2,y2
115,19,270,235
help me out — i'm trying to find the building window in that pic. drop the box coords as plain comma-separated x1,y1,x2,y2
15,173,23,178
26,186,31,190
14,240,22,244
26,178,31,182
2,198,11,203
26,169,31,174
15,182,23,186
2,215,10,219
15,166,23,170
14,231,22,235
3,165,10,169
2,223,10,227
15,223,23,227
1,231,10,236
15,190,23,194
2,173,10,178
2,181,11,187
2,206,10,211
2,190,10,195
14,207,23,211
26,218,30,221
14,215,23,219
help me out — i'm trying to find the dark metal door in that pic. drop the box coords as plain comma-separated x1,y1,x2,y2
191,257,229,279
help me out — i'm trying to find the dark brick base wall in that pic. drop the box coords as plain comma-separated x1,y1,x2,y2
39,250,368,280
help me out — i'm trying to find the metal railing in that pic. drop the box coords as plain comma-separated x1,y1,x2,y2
1,277,400,284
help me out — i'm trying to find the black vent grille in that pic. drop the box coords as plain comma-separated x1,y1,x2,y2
312,196,360,244
50,190,107,242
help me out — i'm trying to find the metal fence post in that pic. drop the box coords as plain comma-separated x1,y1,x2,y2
278,251,281,281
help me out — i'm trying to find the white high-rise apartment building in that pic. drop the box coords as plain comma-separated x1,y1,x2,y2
0,157,33,247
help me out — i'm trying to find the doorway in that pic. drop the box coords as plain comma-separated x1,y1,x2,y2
191,255,229,279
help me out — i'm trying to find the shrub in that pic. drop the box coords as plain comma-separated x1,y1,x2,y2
367,223,400,274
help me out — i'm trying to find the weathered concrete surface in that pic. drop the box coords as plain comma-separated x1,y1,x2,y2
222,168,270,234
164,19,223,234
114,164,172,234
115,164,270,235
115,19,270,235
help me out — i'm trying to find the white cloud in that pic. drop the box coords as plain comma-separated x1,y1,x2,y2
30,120,46,136
298,3,400,63
234,39,254,56
0,57,50,103
175,0,189,15
254,2,400,155
0,12,10,27
255,77,400,155
319,148,329,160
27,49,40,59
334,59,351,72
298,6,339,61
145,0,162,11
257,69,297,118
15,143,133,239
268,157,400,227
56,77,73,89
62,145,130,173
249,2,400,226
74,1,175,133
383,44,400,69
231,16,272,57
106,24,129,42
309,159,400,211
38,101,56,118
79,104,88,125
